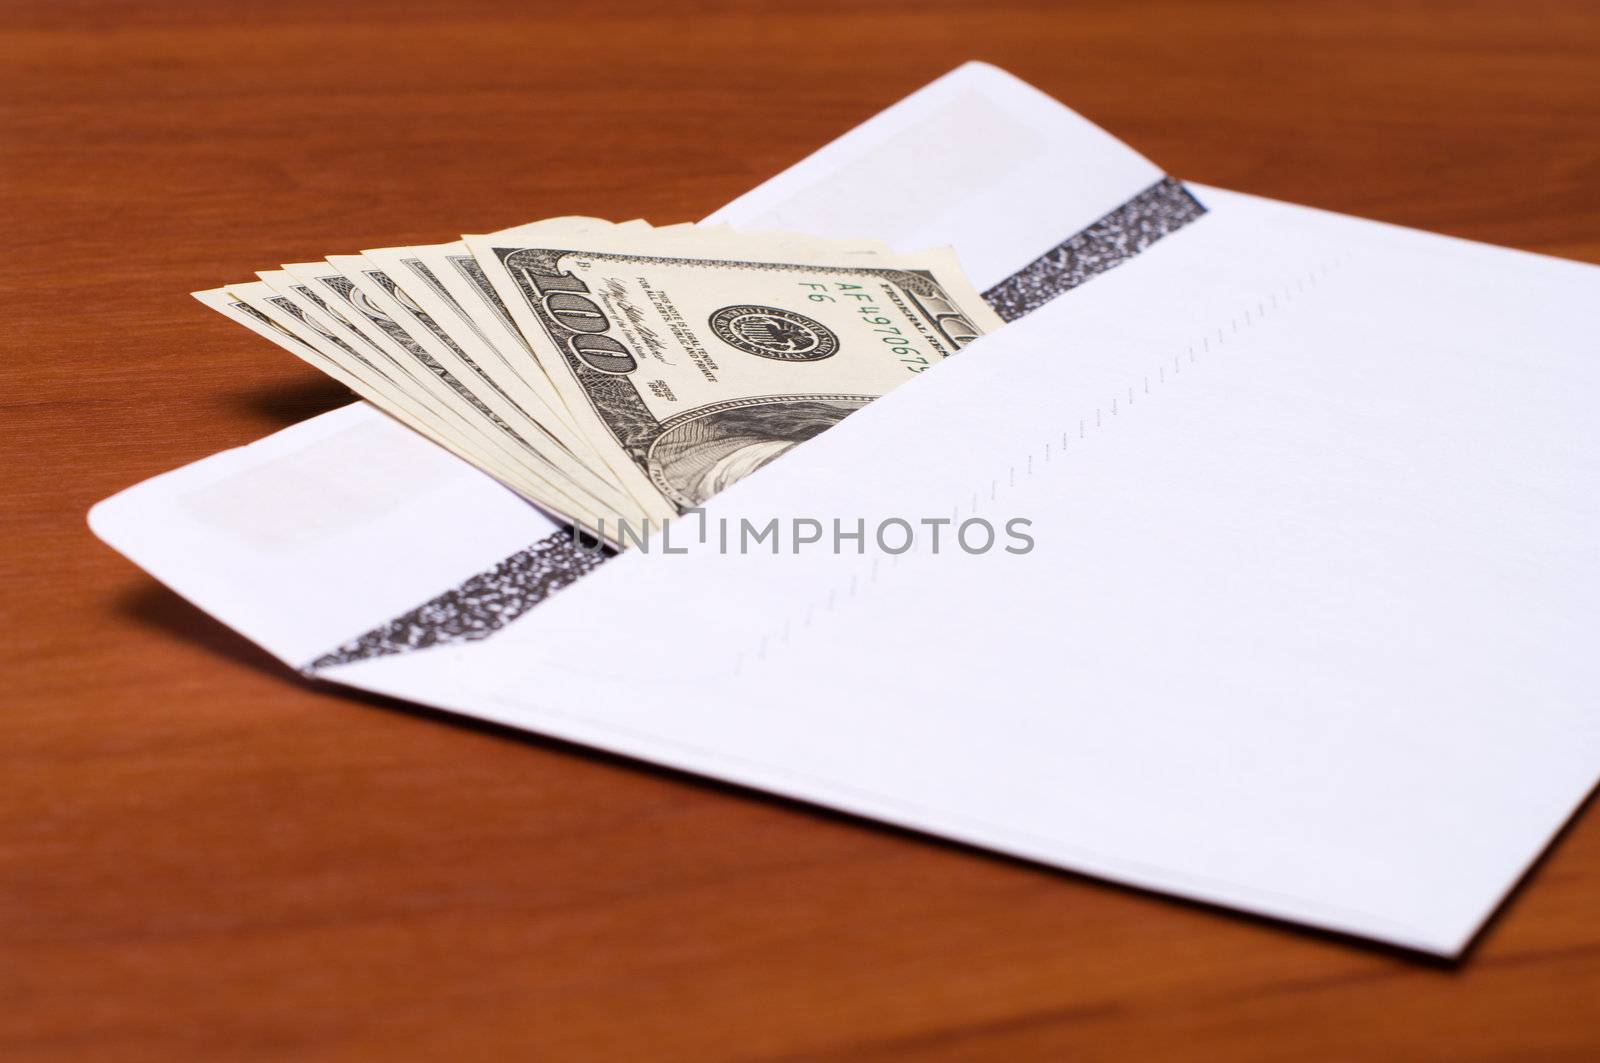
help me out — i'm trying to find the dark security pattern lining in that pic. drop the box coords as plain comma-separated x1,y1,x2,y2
307,532,612,672
307,179,1204,672
982,177,1206,322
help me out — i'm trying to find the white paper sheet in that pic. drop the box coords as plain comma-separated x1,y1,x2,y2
90,62,1600,954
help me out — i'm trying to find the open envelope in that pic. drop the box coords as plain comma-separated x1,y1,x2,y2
91,63,1600,956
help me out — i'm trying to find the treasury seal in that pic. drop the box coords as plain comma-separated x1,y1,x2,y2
708,305,839,362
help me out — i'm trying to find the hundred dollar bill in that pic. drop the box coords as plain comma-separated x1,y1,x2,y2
207,283,613,529
393,217,665,452
253,270,549,484
270,260,644,528
323,254,638,518
362,240,603,467
465,230,1003,524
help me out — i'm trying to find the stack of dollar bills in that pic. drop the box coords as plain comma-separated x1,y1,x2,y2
196,217,1001,541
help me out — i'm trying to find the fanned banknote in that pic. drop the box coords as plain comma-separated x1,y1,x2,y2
195,220,1000,538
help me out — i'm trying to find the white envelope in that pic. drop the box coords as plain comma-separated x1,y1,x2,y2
91,63,1600,956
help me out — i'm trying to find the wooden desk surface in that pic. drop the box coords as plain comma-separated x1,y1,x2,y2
5,1,1598,1058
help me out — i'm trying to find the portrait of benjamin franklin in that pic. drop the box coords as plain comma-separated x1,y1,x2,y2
646,396,873,508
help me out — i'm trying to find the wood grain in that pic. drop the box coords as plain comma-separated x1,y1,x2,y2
4,1,1598,1058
